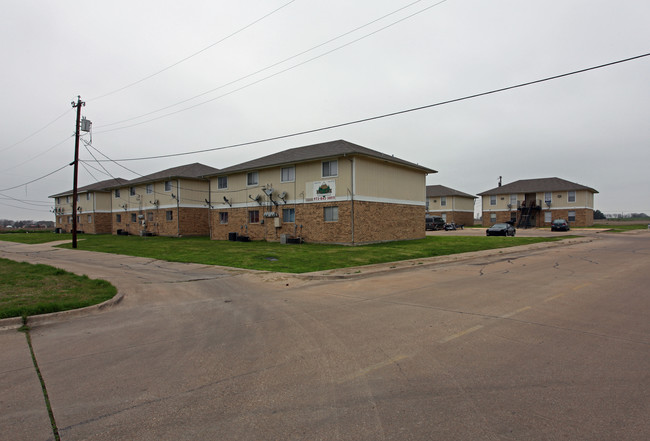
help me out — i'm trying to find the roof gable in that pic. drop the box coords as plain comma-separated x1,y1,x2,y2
49,177,128,198
426,185,476,199
109,163,219,188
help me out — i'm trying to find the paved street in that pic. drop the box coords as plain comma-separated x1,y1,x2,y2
1,231,649,440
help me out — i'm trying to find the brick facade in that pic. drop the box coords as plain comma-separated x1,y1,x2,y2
56,212,113,234
482,208,594,227
211,201,425,245
112,207,210,236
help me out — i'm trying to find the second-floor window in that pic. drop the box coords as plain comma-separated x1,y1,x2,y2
130,187,136,196
322,160,338,177
146,184,153,194
440,196,447,207
568,191,576,202
247,172,259,186
218,176,228,189
114,189,121,198
490,195,496,206
164,181,173,192
281,166,295,182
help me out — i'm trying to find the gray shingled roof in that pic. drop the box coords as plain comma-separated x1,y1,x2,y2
426,185,476,199
107,163,219,188
478,177,598,195
206,140,436,176
49,177,129,198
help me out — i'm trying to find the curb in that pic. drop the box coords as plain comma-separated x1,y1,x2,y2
0,291,125,332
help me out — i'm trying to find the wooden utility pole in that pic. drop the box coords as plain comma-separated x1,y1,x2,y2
71,96,85,249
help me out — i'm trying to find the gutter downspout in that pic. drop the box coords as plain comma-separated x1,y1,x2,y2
176,179,181,237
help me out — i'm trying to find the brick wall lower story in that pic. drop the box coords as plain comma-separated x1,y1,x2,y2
55,212,112,234
210,201,426,245
482,208,594,227
112,207,210,236
427,211,474,226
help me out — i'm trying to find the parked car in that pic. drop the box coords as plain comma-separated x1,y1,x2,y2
551,219,570,231
425,216,445,231
486,222,516,236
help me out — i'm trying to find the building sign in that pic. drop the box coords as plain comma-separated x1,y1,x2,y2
311,180,336,201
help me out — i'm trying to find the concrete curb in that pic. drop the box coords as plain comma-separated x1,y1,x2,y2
292,236,595,281
0,291,125,332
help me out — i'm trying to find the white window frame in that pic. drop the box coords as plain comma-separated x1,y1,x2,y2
490,213,496,223
440,196,447,207
544,192,552,204
281,166,295,183
130,187,136,196
116,214,121,223
544,212,552,223
146,184,153,194
490,195,496,206
322,160,338,178
131,213,137,223
164,181,173,192
247,172,259,186
324,206,338,222
166,210,173,221
248,210,260,223
282,208,295,222
568,211,576,222
510,194,517,206
115,189,121,198
568,191,576,203
217,176,228,190
219,212,228,224
87,215,92,223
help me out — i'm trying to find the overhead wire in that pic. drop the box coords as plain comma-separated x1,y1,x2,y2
89,0,298,101
87,51,650,162
0,108,72,153
96,0,448,133
0,134,74,173
0,164,70,192
97,0,441,130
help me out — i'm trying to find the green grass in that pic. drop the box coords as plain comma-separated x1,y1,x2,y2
0,232,64,244
4,233,566,273
592,223,649,232
0,258,117,319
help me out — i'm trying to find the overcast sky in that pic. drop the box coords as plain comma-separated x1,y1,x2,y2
1,0,649,221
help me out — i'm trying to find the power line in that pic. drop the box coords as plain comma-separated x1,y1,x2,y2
0,164,70,192
0,108,72,153
89,51,650,162
90,0,298,101
96,0,448,132
0,134,74,173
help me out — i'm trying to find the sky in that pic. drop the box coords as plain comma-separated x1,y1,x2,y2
1,0,649,221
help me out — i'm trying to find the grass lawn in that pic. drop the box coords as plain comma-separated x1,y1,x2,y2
0,258,117,319
0,233,566,273
592,223,648,232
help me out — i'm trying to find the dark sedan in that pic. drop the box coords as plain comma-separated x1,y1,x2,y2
551,219,570,231
486,222,516,237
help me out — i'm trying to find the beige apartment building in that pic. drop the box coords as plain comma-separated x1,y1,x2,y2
426,185,476,226
107,163,218,236
478,177,598,227
50,178,127,234
206,140,436,245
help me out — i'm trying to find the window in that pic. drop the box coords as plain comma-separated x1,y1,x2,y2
147,212,154,222
282,208,295,222
116,214,121,223
146,184,153,194
322,160,338,177
568,191,576,203
490,195,496,206
56,197,60,204
131,213,137,223
219,212,229,224
87,215,92,223
68,216,72,224
66,196,70,203
281,166,295,182
568,211,576,222
441,213,447,222
248,210,260,223
324,206,338,222
164,180,173,192
490,213,496,223
545,192,552,204
130,187,136,196
217,176,228,189
440,196,447,207
166,210,173,221
115,189,121,198
544,212,552,223
247,172,259,186
86,193,91,200
510,194,517,206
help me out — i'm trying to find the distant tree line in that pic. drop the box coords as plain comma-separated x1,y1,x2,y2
0,219,55,228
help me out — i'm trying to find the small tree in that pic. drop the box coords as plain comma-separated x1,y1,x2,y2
593,209,606,220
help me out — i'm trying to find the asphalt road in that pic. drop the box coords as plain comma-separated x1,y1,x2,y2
1,230,648,440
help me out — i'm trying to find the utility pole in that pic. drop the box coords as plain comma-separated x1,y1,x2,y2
71,96,85,249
